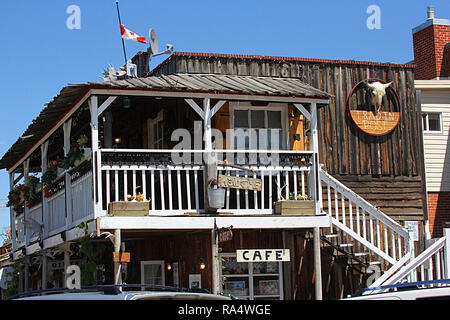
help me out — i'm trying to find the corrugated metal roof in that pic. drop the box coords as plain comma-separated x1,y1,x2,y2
0,73,329,170
89,73,330,98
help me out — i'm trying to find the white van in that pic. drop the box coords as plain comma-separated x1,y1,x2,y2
344,280,450,300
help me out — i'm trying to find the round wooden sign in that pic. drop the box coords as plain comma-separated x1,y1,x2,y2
346,78,401,136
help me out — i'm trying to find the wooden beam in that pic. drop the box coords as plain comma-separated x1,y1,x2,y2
294,103,311,121
98,96,118,116
210,100,226,118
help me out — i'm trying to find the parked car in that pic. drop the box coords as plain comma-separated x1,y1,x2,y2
344,279,450,300
9,284,233,300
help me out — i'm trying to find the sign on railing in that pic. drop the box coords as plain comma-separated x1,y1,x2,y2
218,174,262,191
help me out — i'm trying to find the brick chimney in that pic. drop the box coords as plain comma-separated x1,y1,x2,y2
413,6,450,80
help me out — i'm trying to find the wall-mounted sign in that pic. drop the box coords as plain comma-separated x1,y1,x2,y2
48,259,82,271
218,227,233,243
113,252,130,263
236,249,290,262
218,175,262,191
347,78,401,136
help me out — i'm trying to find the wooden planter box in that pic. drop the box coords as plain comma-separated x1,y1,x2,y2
273,200,315,216
108,201,150,217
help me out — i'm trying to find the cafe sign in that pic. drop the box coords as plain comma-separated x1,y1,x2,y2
218,174,262,191
236,249,290,262
347,78,401,136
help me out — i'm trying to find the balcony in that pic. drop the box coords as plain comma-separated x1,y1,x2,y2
99,149,317,216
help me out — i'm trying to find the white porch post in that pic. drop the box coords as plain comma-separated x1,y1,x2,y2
23,159,30,247
407,226,416,282
443,224,450,279
41,142,49,239
313,227,323,300
114,229,122,285
89,96,103,218
9,172,17,252
63,119,73,229
310,102,322,214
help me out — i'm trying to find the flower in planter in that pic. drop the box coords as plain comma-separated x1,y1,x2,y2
135,193,145,202
297,194,309,200
43,187,52,198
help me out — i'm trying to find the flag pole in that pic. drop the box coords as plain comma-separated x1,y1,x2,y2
115,0,128,64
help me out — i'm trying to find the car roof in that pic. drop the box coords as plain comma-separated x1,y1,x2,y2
344,279,450,300
10,285,232,300
16,291,232,300
345,286,450,300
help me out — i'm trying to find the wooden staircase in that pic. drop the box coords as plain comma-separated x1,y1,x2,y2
319,169,414,286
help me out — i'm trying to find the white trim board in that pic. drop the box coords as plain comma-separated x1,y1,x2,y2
98,215,330,230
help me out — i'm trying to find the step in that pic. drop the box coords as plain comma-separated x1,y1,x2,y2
354,252,370,257
324,234,339,239
369,261,382,265
339,243,354,248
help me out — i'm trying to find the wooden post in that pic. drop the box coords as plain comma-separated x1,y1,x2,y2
41,142,49,239
23,159,30,247
310,103,322,214
89,96,103,218
9,172,17,252
63,120,73,229
313,227,323,300
114,229,122,285
42,251,48,290
203,98,218,212
211,225,220,294
407,225,416,282
24,258,29,292
444,223,450,279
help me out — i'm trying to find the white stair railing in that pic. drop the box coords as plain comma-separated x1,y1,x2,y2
320,169,410,266
368,235,449,290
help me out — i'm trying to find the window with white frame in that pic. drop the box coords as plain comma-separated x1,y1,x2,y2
140,260,165,286
230,104,287,150
422,112,442,132
220,253,284,300
147,111,164,149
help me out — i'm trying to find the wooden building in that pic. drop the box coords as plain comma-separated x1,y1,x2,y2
0,50,425,300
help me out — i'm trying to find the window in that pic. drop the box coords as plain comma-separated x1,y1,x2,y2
147,111,164,149
140,261,165,286
422,112,442,132
230,104,287,150
220,253,284,300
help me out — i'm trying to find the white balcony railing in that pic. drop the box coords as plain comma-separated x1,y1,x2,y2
100,149,316,216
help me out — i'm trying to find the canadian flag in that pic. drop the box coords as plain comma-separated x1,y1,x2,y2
120,24,147,44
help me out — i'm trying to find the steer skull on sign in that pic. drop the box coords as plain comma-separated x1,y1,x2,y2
366,81,392,113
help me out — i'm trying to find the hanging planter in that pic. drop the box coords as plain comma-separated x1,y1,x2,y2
207,178,225,209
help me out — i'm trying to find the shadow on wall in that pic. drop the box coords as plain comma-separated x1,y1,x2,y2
431,122,450,238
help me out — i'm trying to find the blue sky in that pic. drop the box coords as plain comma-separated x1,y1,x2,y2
0,0,449,233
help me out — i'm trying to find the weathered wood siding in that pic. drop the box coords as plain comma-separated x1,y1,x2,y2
151,54,426,221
